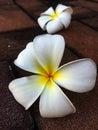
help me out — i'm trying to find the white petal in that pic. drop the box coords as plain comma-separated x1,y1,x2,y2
40,79,76,118
56,4,73,14
53,59,97,93
46,18,64,33
38,15,51,30
59,12,71,28
14,42,46,75
9,75,47,109
41,7,55,16
33,34,65,74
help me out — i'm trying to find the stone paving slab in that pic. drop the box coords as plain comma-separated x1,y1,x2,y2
0,28,43,62
16,0,48,20
72,6,97,20
0,0,13,5
93,0,98,2
0,61,34,130
0,4,37,32
68,0,98,12
59,21,98,64
16,0,46,7
81,16,98,31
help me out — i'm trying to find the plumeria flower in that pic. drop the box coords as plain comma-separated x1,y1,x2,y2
38,4,73,34
9,34,97,118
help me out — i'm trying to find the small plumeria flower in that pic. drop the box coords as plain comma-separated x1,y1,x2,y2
38,4,73,34
9,34,97,118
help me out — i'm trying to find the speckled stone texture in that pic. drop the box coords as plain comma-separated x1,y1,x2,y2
0,61,34,130
81,16,98,31
0,4,36,32
15,0,48,20
0,0,13,5
0,28,43,62
60,21,98,64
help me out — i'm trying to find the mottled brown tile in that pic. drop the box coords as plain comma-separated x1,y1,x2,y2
0,4,37,32
16,0,48,20
0,28,43,62
69,0,98,12
0,0,13,5
81,16,98,31
59,21,98,64
72,6,96,20
0,61,34,130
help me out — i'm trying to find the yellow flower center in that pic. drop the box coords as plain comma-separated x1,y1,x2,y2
51,11,60,20
39,73,54,85
48,73,53,79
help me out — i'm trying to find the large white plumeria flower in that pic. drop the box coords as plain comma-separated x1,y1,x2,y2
38,4,73,34
9,34,97,118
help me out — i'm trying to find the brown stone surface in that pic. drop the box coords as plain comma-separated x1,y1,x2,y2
0,4,37,32
69,0,98,12
0,61,34,130
93,0,98,2
16,0,46,7
16,0,48,20
0,0,13,5
81,16,98,31
72,6,96,20
59,21,98,64
0,28,43,62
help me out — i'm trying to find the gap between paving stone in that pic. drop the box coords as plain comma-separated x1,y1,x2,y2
14,0,48,21
13,0,37,22
81,16,98,31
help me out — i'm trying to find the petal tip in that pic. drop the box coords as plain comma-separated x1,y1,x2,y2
8,80,14,91
65,7,73,14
